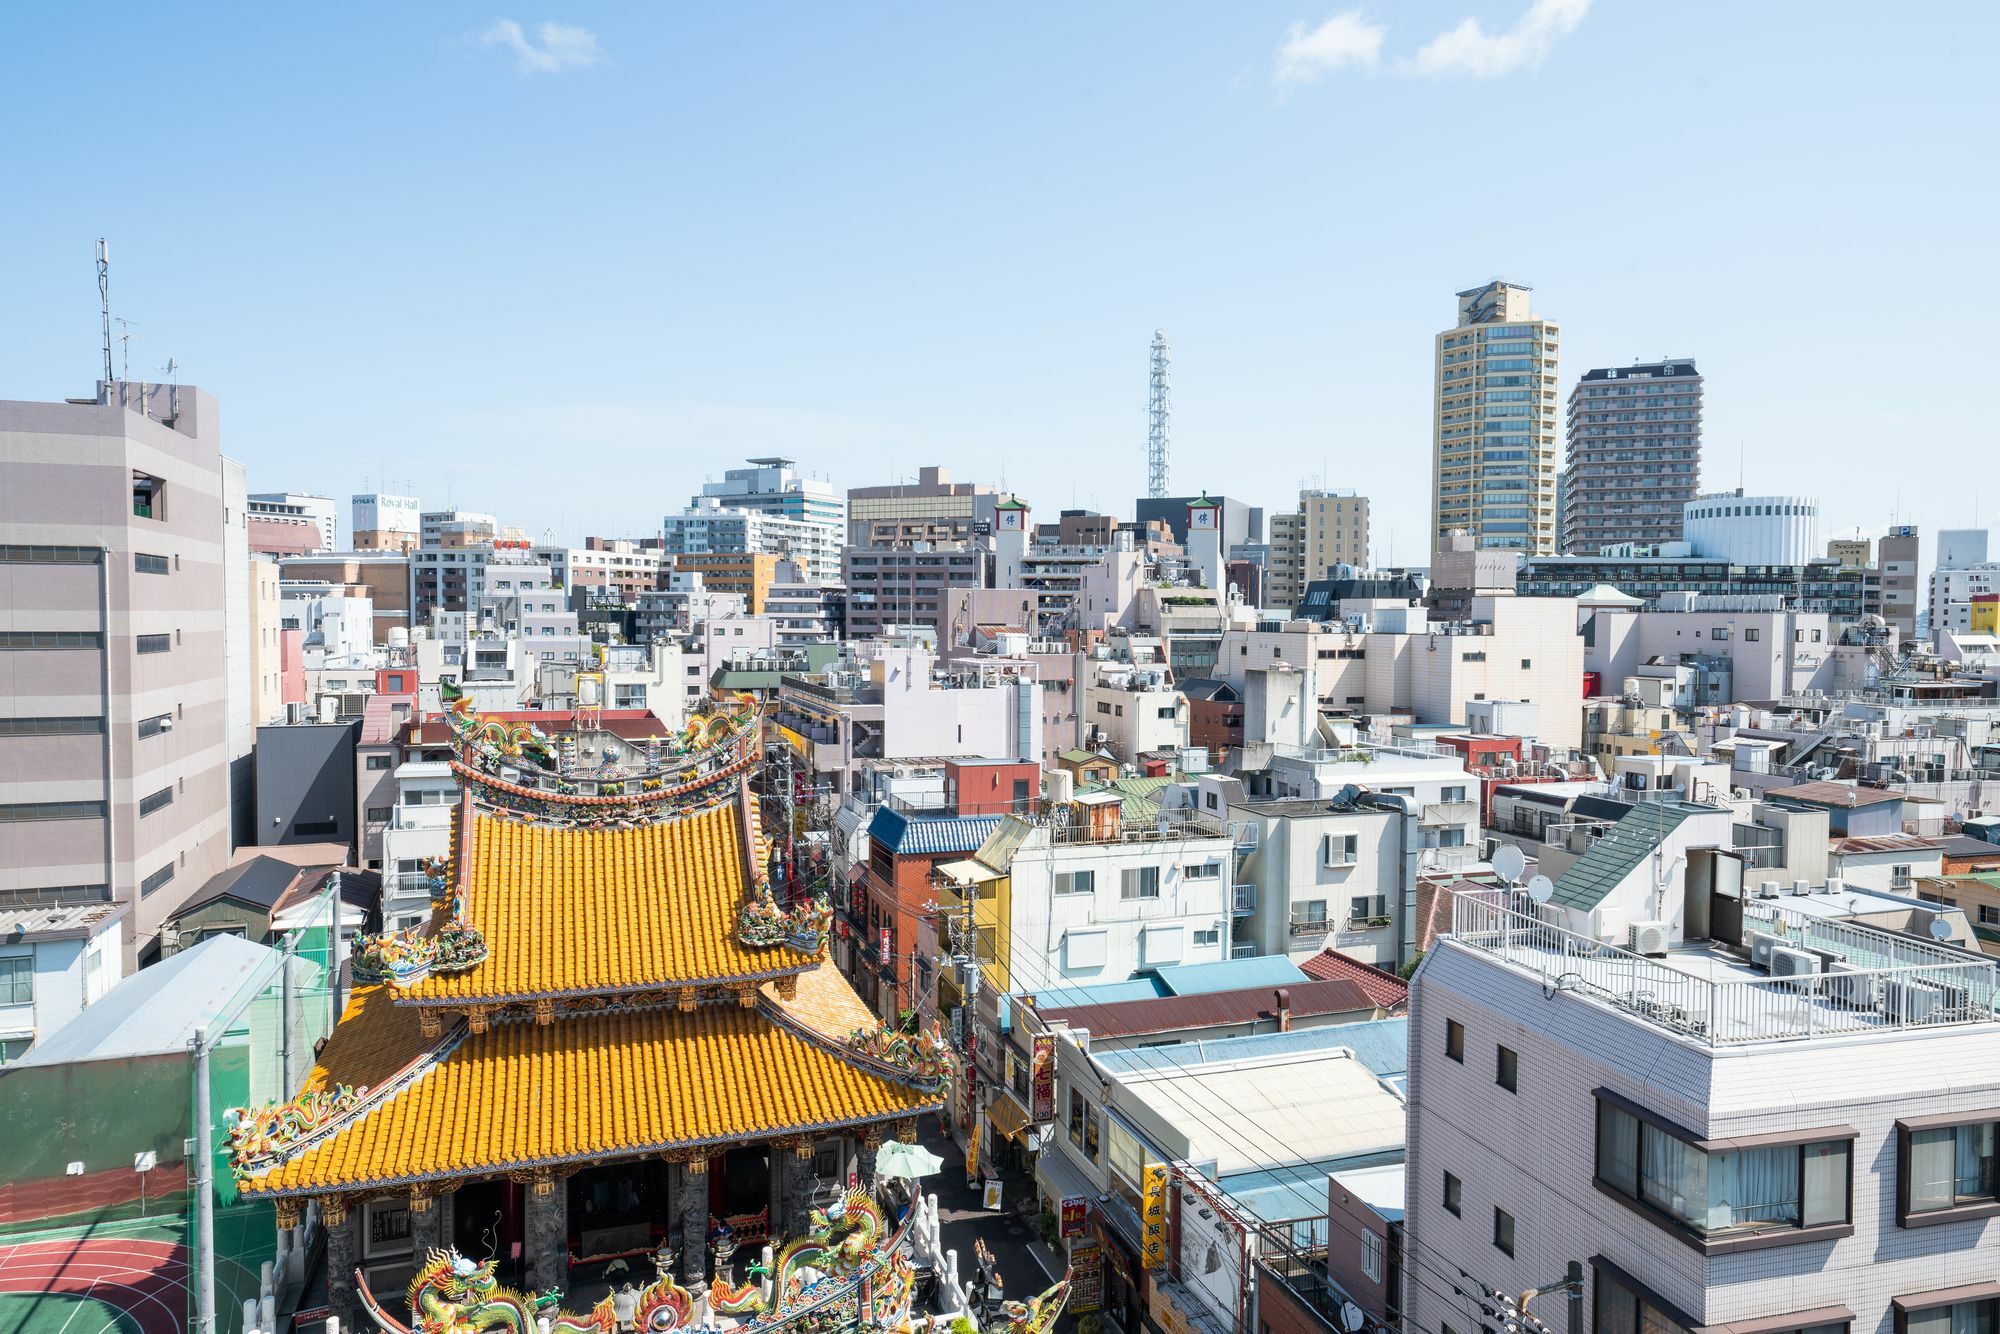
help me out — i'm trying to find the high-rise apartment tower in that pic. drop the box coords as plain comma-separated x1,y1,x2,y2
1432,281,1560,554
1561,360,1703,554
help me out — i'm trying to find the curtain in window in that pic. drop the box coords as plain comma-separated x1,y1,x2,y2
1956,1123,1996,1202
1593,1272,1637,1334
1802,1141,1848,1226
1641,1127,1705,1227
1598,1103,1638,1195
1707,1146,1798,1229
1911,1127,1958,1212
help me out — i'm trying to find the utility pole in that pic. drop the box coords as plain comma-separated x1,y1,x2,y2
934,872,983,1177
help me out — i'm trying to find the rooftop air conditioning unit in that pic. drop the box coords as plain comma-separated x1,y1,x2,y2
1628,920,1671,958
1882,977,1945,1025
1769,946,1820,980
1758,881,1782,900
1823,961,1876,1008
1748,930,1785,970
1792,879,1813,896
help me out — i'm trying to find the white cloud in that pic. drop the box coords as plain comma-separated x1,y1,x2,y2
1409,0,1592,78
1273,10,1388,84
481,18,604,74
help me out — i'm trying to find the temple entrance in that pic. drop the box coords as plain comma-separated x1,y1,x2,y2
711,1144,773,1245
567,1158,669,1294
451,1178,527,1290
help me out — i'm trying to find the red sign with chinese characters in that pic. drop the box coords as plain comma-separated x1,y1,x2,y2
1030,1032,1056,1122
1060,1196,1088,1238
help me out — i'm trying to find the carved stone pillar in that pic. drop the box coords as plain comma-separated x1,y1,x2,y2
674,1156,709,1293
783,1139,816,1239
322,1195,362,1334
524,1170,568,1294
409,1185,444,1258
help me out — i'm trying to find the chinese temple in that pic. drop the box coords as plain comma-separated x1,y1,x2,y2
225,692,953,1333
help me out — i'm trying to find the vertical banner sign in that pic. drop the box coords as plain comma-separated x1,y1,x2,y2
1030,1032,1057,1122
1060,1196,1088,1237
1140,1163,1170,1269
1069,1239,1103,1313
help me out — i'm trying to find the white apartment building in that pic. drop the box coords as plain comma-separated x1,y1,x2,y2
1408,842,2000,1334
1586,595,1837,706
377,760,459,929
955,803,1237,1001
773,644,1042,797
1224,779,1469,972
1216,596,1586,752
680,457,846,582
1929,563,2000,639
1079,655,1188,762
0,902,127,1063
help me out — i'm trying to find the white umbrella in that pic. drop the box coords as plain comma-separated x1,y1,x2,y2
873,1140,946,1180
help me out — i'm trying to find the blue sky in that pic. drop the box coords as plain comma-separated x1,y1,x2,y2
2,3,1993,558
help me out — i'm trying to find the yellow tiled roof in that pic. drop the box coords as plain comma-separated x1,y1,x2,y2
246,1004,937,1195
399,801,815,1004
298,985,437,1096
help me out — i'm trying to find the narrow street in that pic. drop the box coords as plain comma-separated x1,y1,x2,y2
914,1115,1069,1328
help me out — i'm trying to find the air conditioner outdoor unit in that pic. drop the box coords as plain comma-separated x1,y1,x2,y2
1628,920,1671,958
1769,946,1820,980
1823,961,1877,1008
1748,930,1786,970
1883,977,1946,1025
1792,879,1813,896
1758,881,1782,899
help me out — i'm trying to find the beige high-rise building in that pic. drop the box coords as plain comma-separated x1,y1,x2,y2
0,382,237,962
1264,488,1371,611
1432,280,1561,555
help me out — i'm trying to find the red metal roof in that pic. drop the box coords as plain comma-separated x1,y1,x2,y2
1030,977,1383,1039
1299,950,1410,1007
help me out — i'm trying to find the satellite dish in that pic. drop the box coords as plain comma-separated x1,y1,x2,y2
1341,1301,1366,1333
1527,874,1555,905
1492,845,1527,886
1930,917,1954,940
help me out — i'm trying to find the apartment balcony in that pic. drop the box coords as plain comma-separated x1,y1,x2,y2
1421,801,1478,827
1288,918,1331,939
392,804,454,832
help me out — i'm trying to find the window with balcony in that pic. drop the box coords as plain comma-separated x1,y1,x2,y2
132,472,165,520
1596,1092,1853,1248
1290,900,1328,935
1349,894,1389,925
1895,1294,1998,1334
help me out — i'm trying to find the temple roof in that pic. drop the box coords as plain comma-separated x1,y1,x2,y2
395,799,816,1006
244,981,938,1197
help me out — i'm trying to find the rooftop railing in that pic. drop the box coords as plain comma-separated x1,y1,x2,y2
1450,892,1998,1046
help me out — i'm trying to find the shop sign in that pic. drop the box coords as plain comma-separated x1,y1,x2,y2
1068,1239,1103,1313
1140,1163,1170,1269
1030,1032,1057,1122
1060,1195,1088,1237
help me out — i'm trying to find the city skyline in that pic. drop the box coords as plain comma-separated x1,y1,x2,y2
2,3,1994,555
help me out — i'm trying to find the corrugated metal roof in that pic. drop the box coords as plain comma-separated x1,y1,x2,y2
16,936,287,1065
865,808,1003,857
1093,1018,1408,1081
1151,956,1309,996
1550,802,1698,913
1034,977,1383,1040
1766,780,1903,809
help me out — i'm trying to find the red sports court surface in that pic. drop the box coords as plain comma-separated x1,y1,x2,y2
0,1234,187,1334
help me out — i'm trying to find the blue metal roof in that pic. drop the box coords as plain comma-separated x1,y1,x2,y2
1091,1017,1407,1081
1150,956,1309,997
1031,977,1170,1009
864,807,1003,856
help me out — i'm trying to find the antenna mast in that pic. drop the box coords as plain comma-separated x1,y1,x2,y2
1147,330,1171,500
96,239,113,396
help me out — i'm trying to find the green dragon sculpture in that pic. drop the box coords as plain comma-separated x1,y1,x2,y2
357,1249,697,1334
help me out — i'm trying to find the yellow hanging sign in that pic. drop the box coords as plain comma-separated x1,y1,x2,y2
1140,1162,1170,1269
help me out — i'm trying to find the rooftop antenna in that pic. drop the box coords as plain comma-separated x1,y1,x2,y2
95,239,113,398
114,317,138,384
163,358,179,425
1147,330,1171,501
